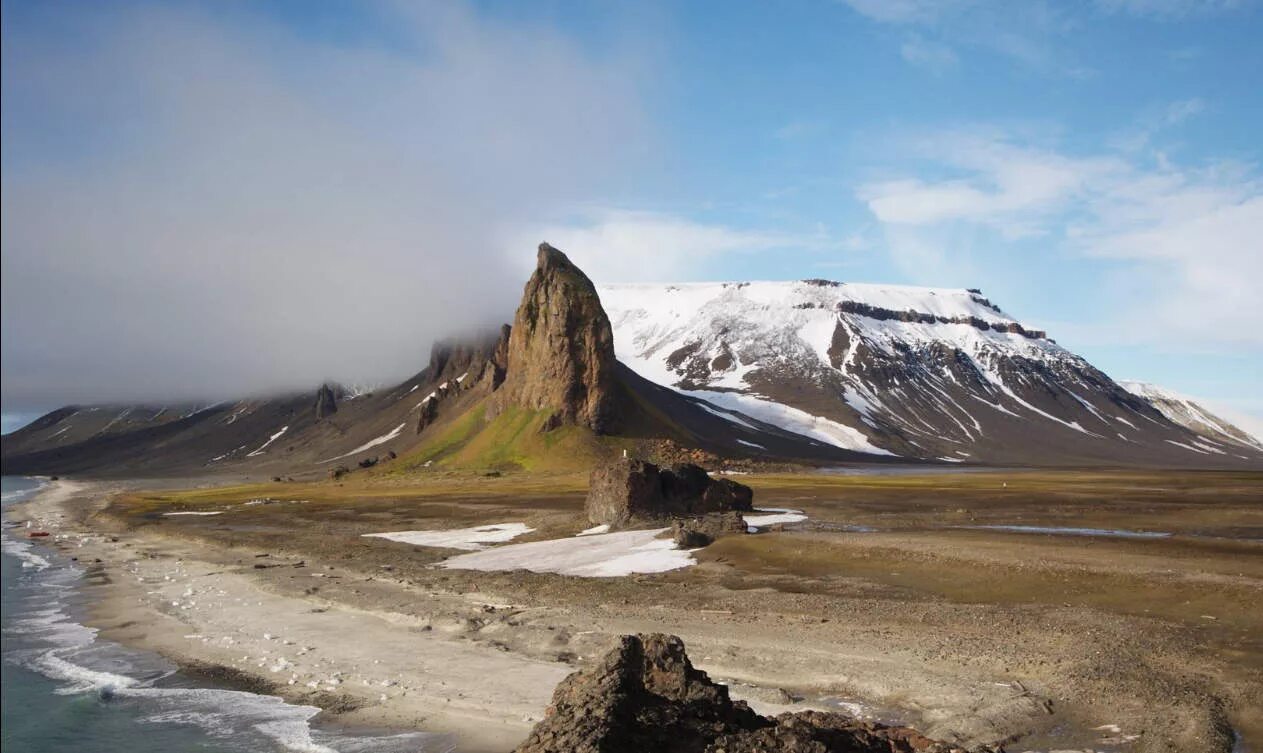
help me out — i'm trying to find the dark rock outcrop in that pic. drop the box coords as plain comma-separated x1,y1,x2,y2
426,327,511,390
672,512,747,547
514,634,996,753
708,709,973,753
495,243,622,434
586,458,754,527
314,384,338,420
512,633,764,753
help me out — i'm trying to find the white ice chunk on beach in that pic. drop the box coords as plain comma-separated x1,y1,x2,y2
744,508,807,530
576,524,611,536
321,423,407,462
439,528,695,577
363,522,534,551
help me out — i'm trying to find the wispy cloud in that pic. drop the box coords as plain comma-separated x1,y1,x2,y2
839,0,1084,76
518,209,852,283
1109,97,1207,153
855,125,1263,348
1095,0,1246,19
899,35,959,73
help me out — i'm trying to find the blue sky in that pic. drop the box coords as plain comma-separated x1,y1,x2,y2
2,0,1260,434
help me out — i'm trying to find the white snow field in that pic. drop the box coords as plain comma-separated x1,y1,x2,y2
438,528,695,577
597,280,1084,455
363,523,534,551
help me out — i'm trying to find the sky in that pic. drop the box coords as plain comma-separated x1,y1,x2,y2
2,0,1260,436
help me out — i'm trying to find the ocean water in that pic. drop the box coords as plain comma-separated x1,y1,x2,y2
1,476,442,753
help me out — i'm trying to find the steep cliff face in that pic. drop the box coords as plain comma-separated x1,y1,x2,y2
495,243,622,434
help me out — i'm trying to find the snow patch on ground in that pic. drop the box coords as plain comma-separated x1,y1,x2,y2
246,426,288,457
685,391,893,455
744,508,808,530
576,524,610,536
322,423,406,463
363,523,533,551
439,528,695,577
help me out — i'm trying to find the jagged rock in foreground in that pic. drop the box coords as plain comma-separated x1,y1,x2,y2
586,458,754,527
513,633,996,753
495,243,622,434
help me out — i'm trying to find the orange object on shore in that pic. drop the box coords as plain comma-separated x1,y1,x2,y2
27,531,51,538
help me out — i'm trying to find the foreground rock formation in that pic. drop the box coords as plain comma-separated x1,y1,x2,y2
495,243,623,434
586,458,754,527
513,633,997,753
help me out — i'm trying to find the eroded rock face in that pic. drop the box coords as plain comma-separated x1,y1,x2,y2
514,634,998,753
496,243,621,434
586,458,754,527
414,326,512,435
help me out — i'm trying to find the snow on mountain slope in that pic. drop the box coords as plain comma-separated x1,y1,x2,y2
1120,381,1263,451
599,280,1262,466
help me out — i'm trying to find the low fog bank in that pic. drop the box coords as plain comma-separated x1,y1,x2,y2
1,2,648,412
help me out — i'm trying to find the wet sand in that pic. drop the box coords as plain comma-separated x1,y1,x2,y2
9,469,1262,753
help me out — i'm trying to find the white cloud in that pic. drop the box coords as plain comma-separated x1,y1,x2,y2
858,134,1121,232
855,129,1263,347
517,209,845,284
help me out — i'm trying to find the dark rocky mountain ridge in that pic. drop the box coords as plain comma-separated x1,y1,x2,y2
4,244,1260,475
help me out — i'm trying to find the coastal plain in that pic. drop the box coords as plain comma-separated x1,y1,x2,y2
11,468,1263,753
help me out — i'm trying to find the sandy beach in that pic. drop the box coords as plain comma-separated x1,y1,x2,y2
9,473,1262,753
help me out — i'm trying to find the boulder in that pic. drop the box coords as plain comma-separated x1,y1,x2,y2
514,634,999,753
586,458,754,527
672,512,747,547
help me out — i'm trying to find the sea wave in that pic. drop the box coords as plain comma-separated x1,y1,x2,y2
2,514,438,752
1,535,52,571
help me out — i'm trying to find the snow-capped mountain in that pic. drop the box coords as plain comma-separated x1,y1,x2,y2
600,280,1263,466
1120,381,1263,453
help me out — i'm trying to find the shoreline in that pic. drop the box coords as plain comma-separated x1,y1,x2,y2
7,475,1259,753
7,479,568,752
